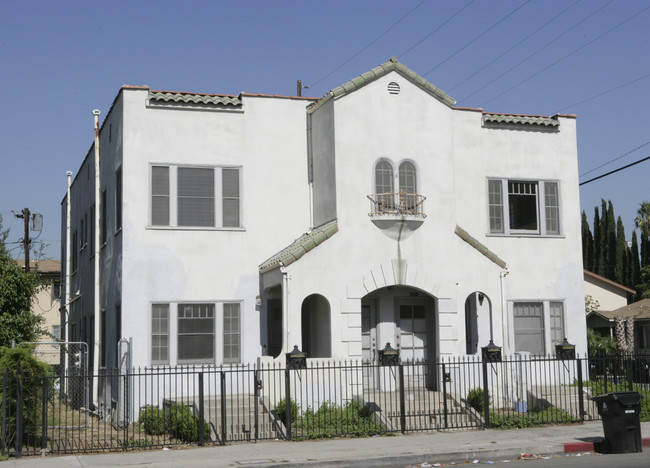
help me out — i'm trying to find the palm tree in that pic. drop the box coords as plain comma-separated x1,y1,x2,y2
635,201,650,235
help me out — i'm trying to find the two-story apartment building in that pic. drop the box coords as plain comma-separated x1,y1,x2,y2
61,58,587,399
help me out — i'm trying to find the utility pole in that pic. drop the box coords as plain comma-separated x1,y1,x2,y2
13,208,31,271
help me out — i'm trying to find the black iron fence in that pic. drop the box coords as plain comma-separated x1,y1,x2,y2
2,353,650,457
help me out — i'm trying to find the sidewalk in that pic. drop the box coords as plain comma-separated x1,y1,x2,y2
5,421,650,468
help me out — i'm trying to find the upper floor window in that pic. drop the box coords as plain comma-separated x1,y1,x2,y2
151,165,241,228
370,159,424,217
487,179,560,236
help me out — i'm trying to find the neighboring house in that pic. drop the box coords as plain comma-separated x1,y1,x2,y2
585,269,636,339
61,57,586,401
16,259,62,364
605,299,650,351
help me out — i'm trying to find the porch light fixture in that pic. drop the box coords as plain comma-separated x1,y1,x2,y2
478,293,485,306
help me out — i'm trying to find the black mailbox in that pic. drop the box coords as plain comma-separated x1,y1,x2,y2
378,342,400,366
555,338,576,360
481,341,502,363
286,345,307,370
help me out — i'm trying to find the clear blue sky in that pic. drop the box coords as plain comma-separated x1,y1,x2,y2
1,0,649,261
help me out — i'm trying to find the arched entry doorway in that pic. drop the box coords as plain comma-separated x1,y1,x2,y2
361,286,437,389
301,294,331,358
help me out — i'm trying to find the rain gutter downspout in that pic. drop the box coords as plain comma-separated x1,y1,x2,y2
500,270,509,351
64,170,72,383
92,109,101,408
280,262,290,355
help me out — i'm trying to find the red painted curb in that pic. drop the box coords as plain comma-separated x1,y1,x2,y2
564,442,594,453
564,438,650,453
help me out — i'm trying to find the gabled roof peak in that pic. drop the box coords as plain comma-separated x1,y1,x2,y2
308,57,456,114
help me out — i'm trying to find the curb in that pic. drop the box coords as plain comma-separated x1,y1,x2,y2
564,437,650,453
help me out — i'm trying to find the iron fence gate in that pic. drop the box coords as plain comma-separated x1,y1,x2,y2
2,353,650,457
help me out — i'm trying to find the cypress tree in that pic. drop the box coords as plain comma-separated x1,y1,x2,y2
606,201,616,280
631,231,641,288
581,211,593,271
593,206,602,275
615,216,626,284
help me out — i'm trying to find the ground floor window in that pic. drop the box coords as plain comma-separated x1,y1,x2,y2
512,300,565,355
151,301,241,365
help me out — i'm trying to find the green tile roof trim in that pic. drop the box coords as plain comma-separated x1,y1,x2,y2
483,113,559,127
148,91,242,107
259,221,339,273
455,225,507,269
308,56,455,113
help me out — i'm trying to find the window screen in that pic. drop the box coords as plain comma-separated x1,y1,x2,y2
223,303,241,363
544,182,560,235
152,304,169,365
178,168,214,227
549,302,565,347
513,302,544,355
222,168,240,227
488,180,504,234
151,166,170,226
178,304,214,363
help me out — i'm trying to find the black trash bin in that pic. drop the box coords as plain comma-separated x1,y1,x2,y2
592,391,643,454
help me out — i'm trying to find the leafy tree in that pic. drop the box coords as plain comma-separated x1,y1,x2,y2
593,207,601,274
638,265,650,300
635,201,650,235
606,201,616,279
0,217,44,347
581,211,593,271
630,231,641,287
615,216,626,284
585,295,600,314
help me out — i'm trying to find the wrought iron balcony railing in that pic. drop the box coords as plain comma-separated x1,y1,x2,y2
367,192,427,218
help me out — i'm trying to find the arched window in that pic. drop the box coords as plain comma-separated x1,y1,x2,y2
375,160,394,212
399,161,417,194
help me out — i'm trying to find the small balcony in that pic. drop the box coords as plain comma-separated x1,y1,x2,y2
367,192,427,218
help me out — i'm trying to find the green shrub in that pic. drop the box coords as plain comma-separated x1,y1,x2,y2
139,407,167,436
167,404,210,443
489,406,580,429
466,388,489,415
0,346,53,446
275,398,299,425
297,400,385,439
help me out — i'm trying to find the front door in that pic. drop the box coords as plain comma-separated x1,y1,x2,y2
397,298,436,390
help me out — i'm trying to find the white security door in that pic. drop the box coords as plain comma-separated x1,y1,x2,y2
399,303,426,362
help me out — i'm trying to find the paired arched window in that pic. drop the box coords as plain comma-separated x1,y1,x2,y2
374,160,417,195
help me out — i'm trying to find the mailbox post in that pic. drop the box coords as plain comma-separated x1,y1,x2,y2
481,340,502,363
286,345,307,370
555,338,576,360
378,342,400,366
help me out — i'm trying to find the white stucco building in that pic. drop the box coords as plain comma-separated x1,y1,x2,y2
61,57,587,387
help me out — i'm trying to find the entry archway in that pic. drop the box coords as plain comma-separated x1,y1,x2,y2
301,294,331,358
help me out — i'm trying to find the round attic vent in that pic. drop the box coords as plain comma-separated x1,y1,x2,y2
387,82,400,95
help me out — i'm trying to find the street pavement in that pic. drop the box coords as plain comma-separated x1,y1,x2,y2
4,421,650,468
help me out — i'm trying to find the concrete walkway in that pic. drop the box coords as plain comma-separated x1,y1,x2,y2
5,421,650,468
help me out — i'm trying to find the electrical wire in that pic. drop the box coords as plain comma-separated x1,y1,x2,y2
447,0,580,93
399,0,476,58
555,71,650,113
579,154,650,186
309,0,427,89
580,141,650,178
480,3,650,107
422,1,531,77
459,0,612,104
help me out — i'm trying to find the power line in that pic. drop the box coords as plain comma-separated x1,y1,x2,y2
447,0,580,93
580,141,650,178
399,0,476,58
309,0,427,89
555,71,650,113
459,0,612,104
480,3,650,107
579,154,650,186
422,1,532,77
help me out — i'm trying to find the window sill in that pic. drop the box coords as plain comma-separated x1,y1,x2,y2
486,233,565,239
146,226,246,232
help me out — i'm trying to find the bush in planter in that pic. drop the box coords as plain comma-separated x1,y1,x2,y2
466,387,489,415
275,398,299,425
167,404,210,443
139,407,167,436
